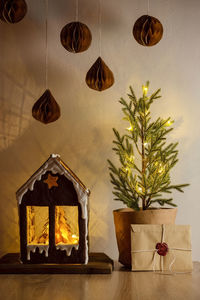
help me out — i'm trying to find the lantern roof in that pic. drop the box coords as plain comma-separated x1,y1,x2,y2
16,154,90,205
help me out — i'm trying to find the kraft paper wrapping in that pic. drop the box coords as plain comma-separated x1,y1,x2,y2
131,224,193,272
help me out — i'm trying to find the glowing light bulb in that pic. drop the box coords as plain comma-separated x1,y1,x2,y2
165,119,173,127
127,125,133,131
142,85,148,95
158,163,165,174
136,182,142,193
129,155,135,162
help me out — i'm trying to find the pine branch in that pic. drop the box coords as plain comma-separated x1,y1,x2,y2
108,82,189,210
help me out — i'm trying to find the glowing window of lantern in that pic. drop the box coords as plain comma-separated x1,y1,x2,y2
55,206,79,245
27,206,49,245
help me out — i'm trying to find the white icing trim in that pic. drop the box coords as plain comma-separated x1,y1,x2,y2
16,156,88,219
85,221,89,264
86,188,90,195
56,244,79,256
51,154,60,158
27,245,49,260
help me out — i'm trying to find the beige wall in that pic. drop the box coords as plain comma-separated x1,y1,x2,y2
0,0,199,261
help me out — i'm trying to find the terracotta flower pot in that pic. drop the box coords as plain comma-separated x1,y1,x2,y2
113,207,177,267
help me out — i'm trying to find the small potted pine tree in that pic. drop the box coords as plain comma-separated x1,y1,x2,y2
108,82,189,267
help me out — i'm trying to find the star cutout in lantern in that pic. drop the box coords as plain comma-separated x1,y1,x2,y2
43,174,58,189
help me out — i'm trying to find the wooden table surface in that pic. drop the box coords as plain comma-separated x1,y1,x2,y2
0,262,199,300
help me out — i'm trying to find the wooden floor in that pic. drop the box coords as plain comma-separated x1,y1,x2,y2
0,262,199,300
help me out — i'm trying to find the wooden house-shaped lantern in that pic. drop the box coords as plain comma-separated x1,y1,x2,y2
16,154,90,264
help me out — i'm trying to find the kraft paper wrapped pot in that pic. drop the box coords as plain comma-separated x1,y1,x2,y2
113,207,177,267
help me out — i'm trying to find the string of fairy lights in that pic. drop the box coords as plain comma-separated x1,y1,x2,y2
122,84,174,196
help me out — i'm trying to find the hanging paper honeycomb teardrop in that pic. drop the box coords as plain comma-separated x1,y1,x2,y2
0,0,27,23
133,15,163,46
86,57,114,91
60,21,92,53
32,89,61,124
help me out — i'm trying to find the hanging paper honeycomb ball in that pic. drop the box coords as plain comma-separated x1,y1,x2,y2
32,89,60,124
133,15,163,46
0,0,27,23
86,57,114,91
60,21,92,53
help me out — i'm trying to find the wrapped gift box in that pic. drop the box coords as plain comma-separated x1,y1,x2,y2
131,224,192,272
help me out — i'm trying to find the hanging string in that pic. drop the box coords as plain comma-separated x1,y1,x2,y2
76,0,79,21
99,0,102,57
147,0,150,15
45,0,48,90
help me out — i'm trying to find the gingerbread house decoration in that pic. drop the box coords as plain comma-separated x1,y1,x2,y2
16,154,90,264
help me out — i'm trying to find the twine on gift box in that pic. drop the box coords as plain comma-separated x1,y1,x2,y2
132,224,192,275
